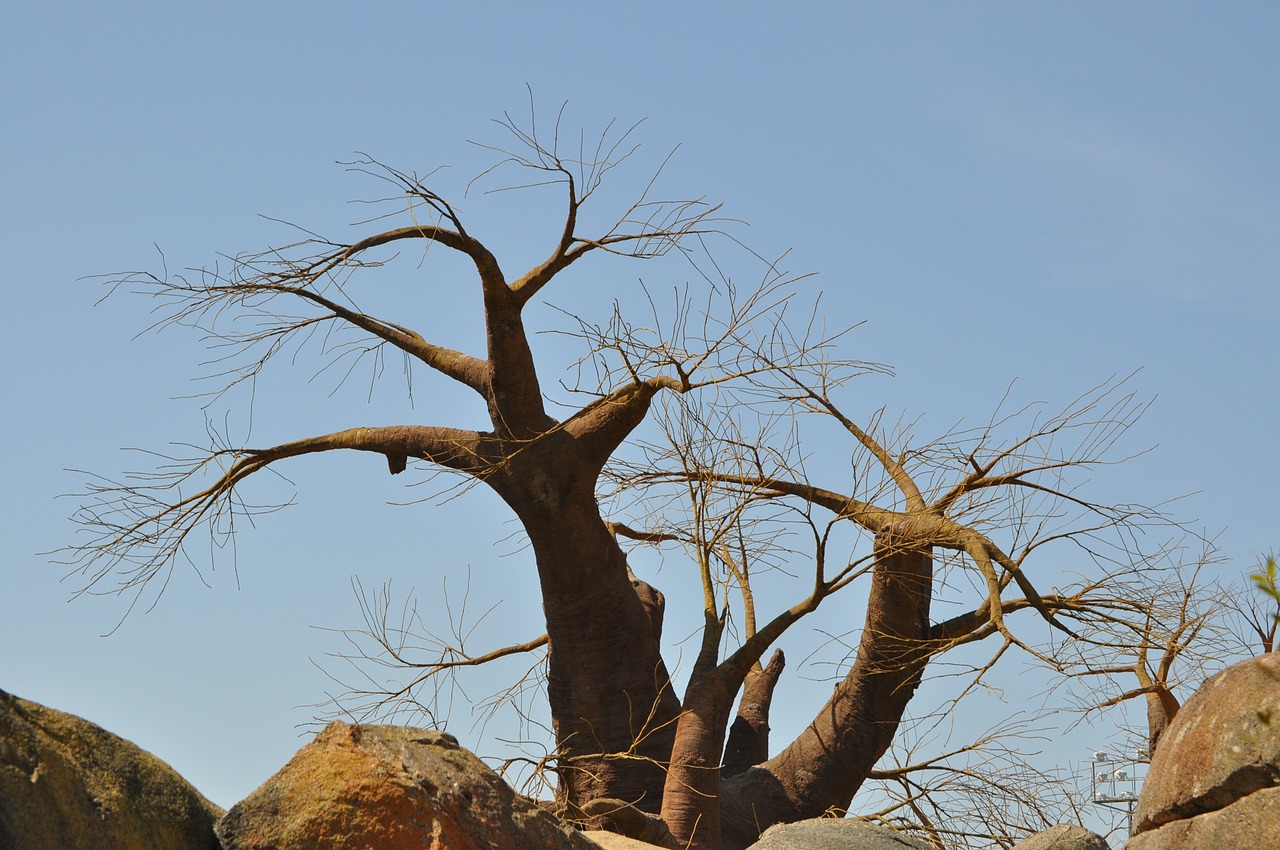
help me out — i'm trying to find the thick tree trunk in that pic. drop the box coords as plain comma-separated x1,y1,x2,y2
719,538,934,850
489,437,681,814
660,672,734,850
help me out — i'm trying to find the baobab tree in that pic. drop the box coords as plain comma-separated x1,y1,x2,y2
66,110,1188,850
587,366,1175,848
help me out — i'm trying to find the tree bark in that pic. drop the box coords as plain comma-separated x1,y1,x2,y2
486,433,681,814
663,648,786,850
660,666,734,849
719,537,934,850
723,650,785,777
1145,687,1180,755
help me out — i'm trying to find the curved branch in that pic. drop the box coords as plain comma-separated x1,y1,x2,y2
650,470,900,533
978,538,1077,638
63,425,490,600
509,169,582,306
259,279,493,396
564,376,686,472
113,221,503,401
787,380,926,510
318,222,513,409
323,198,506,299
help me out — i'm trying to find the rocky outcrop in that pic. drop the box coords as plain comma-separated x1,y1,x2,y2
216,721,599,850
746,818,932,849
0,688,223,850
1009,823,1109,849
1127,653,1280,849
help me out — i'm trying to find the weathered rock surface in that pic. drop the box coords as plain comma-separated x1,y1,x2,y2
746,818,932,850
1131,653,1280,837
0,688,223,850
583,830,671,849
1009,823,1110,849
1127,785,1280,849
216,721,599,850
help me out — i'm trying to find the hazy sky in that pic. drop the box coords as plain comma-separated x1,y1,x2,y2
3,2,1277,837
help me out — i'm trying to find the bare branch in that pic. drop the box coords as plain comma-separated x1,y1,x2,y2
62,425,489,603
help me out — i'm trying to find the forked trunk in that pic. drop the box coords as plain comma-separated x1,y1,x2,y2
722,650,785,777
660,620,740,850
663,649,786,849
719,538,934,850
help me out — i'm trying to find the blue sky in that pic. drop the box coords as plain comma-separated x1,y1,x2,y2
3,2,1277,835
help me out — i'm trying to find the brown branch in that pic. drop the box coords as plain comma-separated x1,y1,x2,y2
564,376,686,471
722,649,785,776
606,521,685,545
787,379,926,511
401,633,549,672
64,425,489,600
255,279,493,396
319,210,506,303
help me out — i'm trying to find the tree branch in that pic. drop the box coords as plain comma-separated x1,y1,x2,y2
63,425,489,600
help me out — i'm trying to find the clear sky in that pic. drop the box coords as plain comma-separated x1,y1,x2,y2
3,2,1277,839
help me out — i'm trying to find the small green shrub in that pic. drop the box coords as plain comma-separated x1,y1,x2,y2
1251,554,1280,624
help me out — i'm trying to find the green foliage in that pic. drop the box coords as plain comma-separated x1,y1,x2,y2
1251,553,1280,623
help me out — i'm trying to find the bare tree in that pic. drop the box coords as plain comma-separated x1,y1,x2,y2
589,365,1186,848
65,108,1201,850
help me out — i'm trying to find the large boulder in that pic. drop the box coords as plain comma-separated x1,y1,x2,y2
746,818,932,850
0,688,222,850
1009,824,1109,849
1127,653,1280,849
1127,786,1280,849
216,721,599,850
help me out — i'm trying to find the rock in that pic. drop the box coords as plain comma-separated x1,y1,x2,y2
216,721,599,850
582,830,672,849
1126,785,1280,850
580,797,679,848
1131,654,1280,836
746,818,932,850
1009,823,1110,849
0,688,223,850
